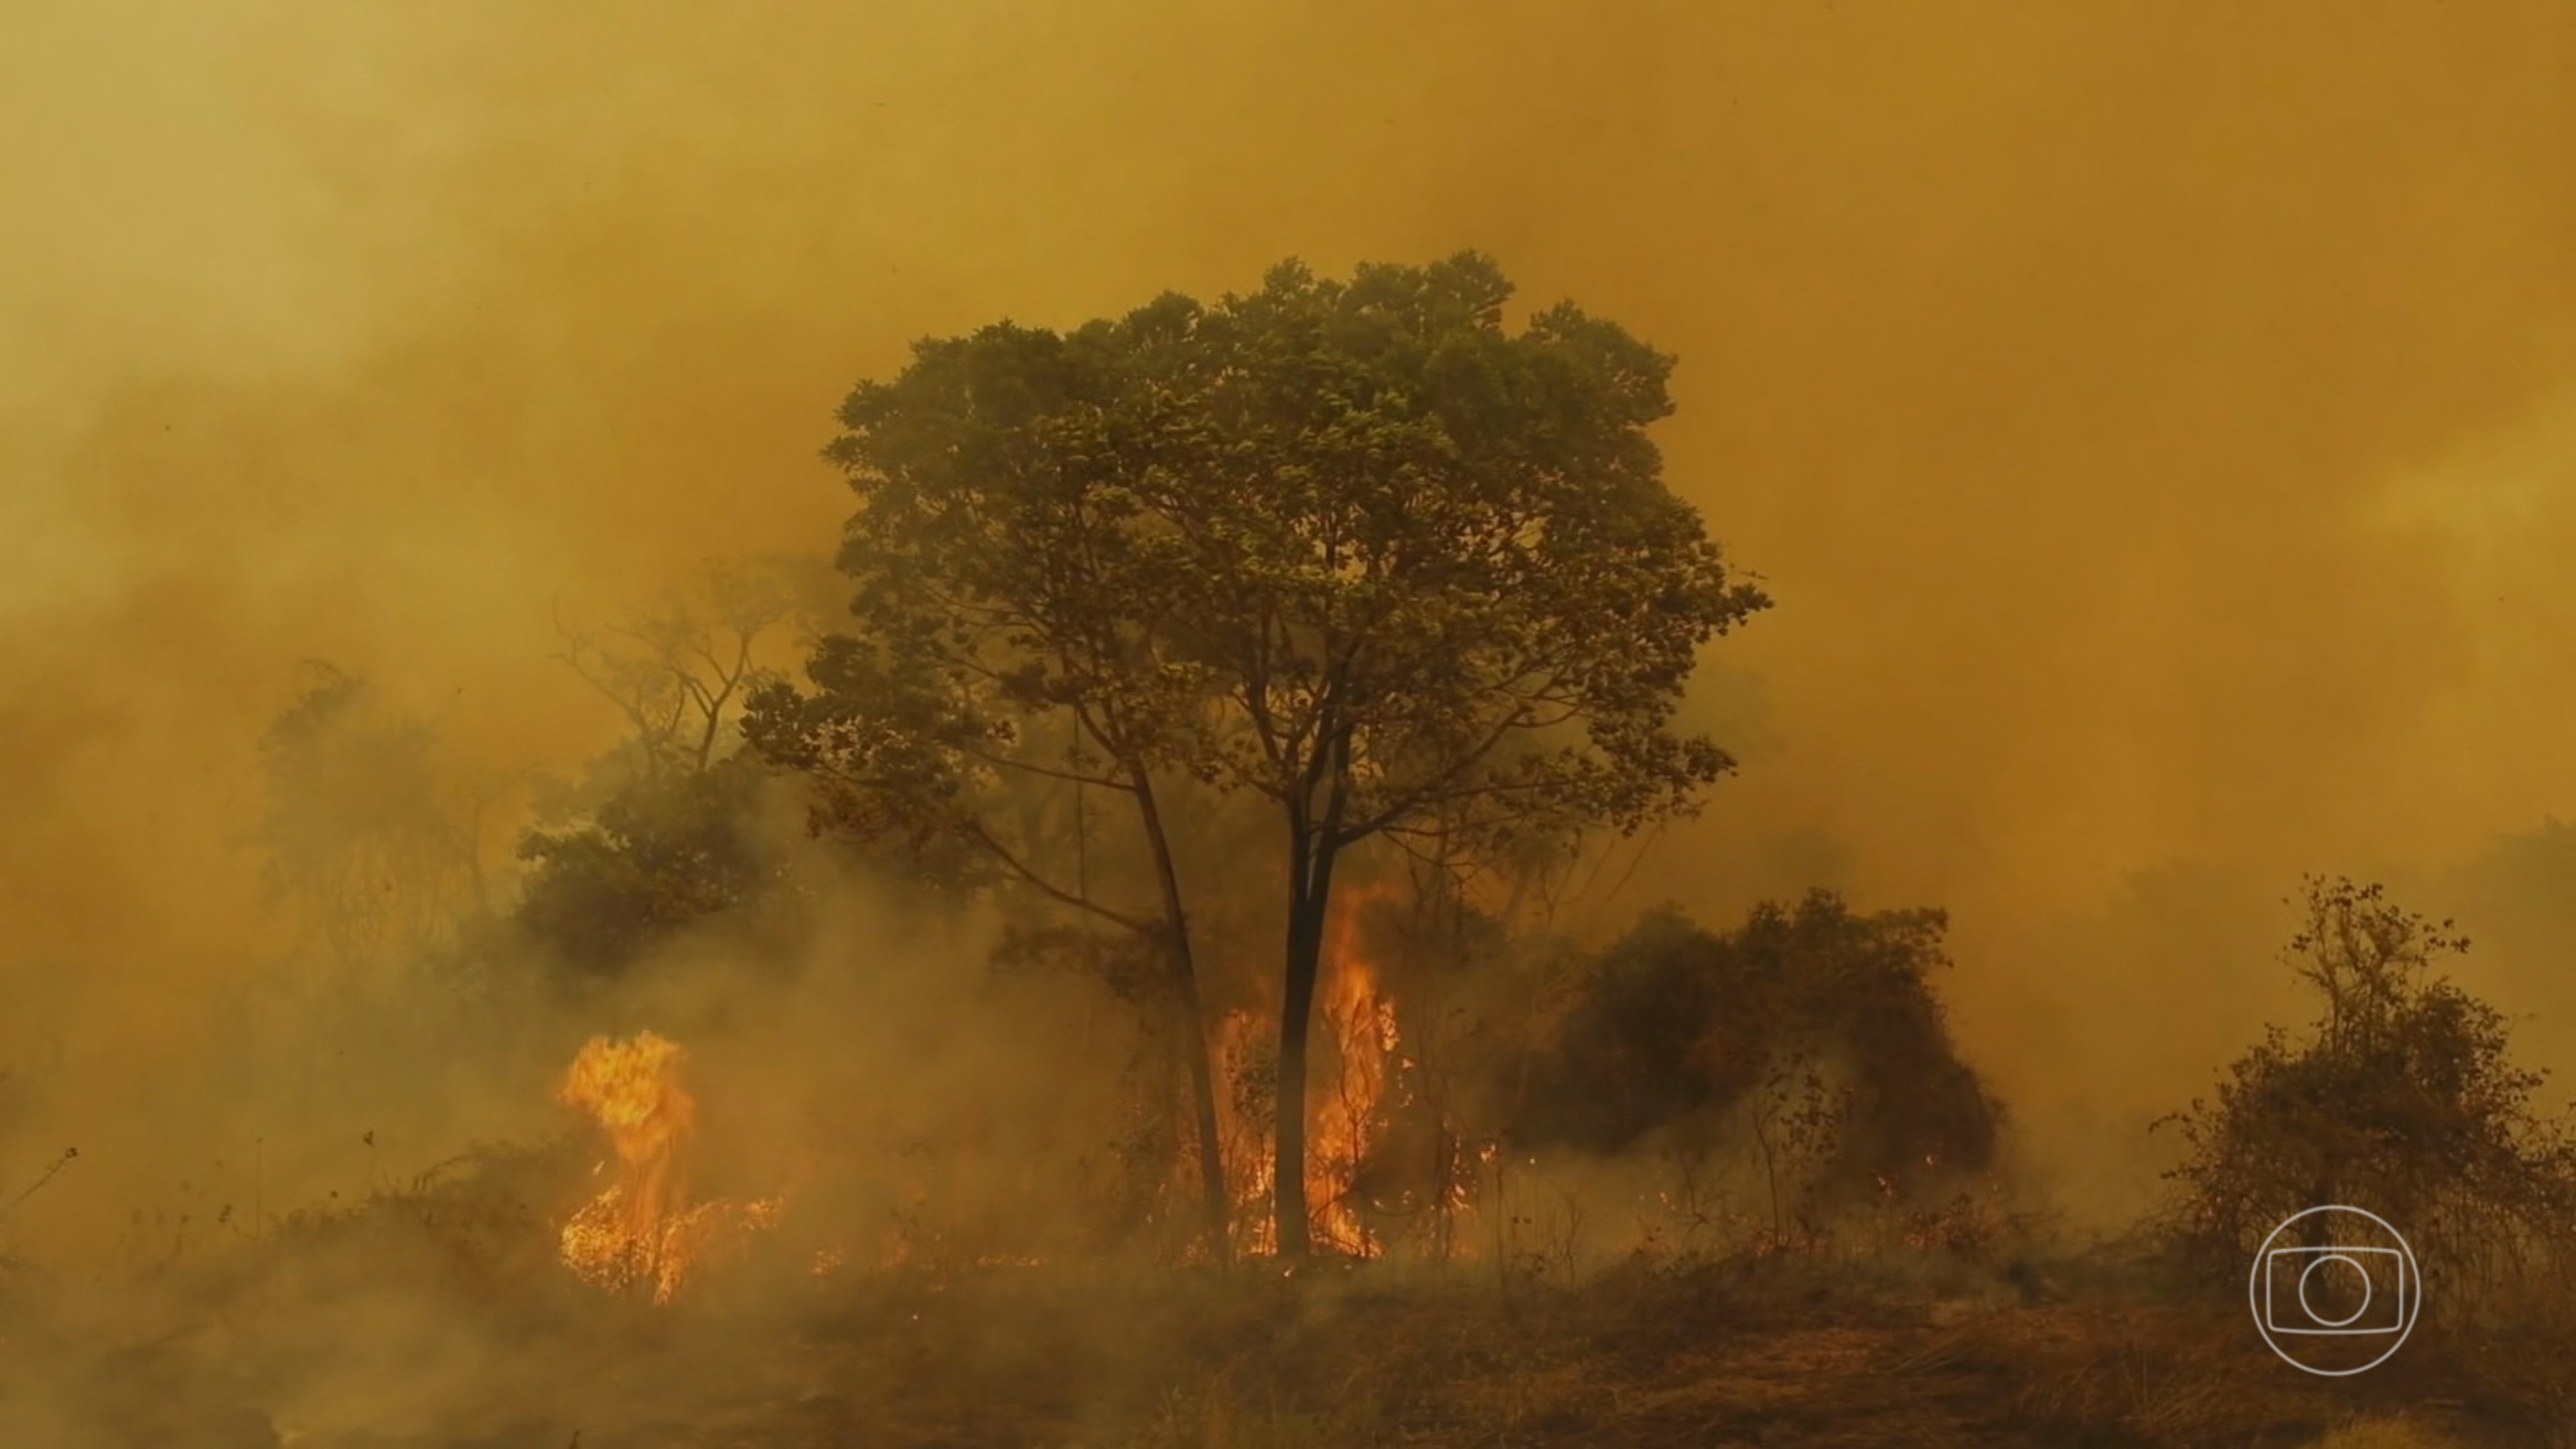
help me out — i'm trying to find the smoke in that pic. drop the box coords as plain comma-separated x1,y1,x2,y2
5,1,2576,1436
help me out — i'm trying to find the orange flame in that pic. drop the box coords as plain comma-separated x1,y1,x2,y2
1308,882,1400,1256
555,1030,777,1303
1189,884,1410,1258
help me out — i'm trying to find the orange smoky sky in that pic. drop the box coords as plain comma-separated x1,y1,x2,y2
5,1,2575,1216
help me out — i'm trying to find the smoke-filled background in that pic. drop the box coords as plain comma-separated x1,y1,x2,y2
7,0,2576,1326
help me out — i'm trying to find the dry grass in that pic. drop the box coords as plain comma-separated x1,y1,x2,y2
1099,1255,2573,1449
8,1163,2576,1448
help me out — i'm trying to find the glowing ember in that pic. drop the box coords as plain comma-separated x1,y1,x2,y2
555,1030,777,1303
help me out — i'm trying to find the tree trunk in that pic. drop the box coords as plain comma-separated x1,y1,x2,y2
1132,774,1230,1263
1273,825,1340,1257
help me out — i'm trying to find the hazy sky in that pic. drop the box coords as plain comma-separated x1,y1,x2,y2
7,1,2574,1216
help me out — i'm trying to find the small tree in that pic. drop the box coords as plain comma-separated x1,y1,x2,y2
517,559,837,983
543,555,822,788
258,663,488,977
2158,876,2576,1297
1748,1054,1855,1252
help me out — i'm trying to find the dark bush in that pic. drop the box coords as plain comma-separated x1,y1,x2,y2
1513,891,2001,1199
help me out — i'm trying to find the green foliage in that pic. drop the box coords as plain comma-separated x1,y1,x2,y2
741,625,1018,894
743,307,1258,1248
754,249,1769,888
2157,877,2576,1290
1517,892,2000,1200
752,252,1768,1251
513,557,940,985
740,293,1230,943
512,752,784,981
1148,254,1772,858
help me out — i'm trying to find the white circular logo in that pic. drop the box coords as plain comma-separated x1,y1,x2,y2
2248,1205,2421,1376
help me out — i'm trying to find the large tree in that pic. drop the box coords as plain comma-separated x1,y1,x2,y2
755,253,1767,1255
1156,256,1768,1251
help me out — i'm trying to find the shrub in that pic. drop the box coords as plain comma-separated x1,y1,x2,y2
2156,876,2576,1305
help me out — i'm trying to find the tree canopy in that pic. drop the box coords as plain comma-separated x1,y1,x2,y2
752,252,1769,1253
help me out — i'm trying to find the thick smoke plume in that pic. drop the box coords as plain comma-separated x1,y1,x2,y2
6,4,2576,1444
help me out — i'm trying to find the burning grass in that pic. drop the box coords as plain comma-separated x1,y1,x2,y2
17,888,2575,1444
11,1167,2573,1449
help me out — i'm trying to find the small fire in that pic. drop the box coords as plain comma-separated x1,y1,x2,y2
1190,884,1411,1258
555,1030,777,1303
1183,884,1478,1260
1308,882,1401,1256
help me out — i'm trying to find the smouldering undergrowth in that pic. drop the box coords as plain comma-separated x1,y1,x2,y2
7,1163,2572,1449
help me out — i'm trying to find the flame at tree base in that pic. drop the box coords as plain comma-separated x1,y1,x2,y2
1194,882,1466,1261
